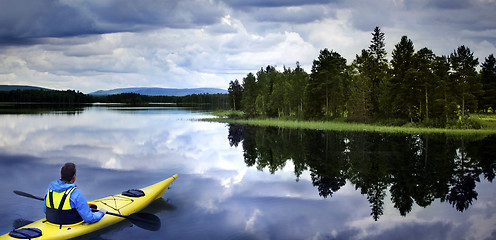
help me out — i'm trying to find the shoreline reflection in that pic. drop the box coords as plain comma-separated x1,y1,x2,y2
227,124,496,220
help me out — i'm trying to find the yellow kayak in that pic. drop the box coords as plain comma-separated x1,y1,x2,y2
1,174,177,240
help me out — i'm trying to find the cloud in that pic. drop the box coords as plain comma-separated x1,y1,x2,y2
244,5,334,24
0,0,99,44
89,0,225,29
0,0,226,45
426,0,473,10
223,0,337,8
0,20,319,92
0,0,495,92
364,221,454,240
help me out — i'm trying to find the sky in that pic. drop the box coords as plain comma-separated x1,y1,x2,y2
0,0,495,93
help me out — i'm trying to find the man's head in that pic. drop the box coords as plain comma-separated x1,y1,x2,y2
61,162,76,183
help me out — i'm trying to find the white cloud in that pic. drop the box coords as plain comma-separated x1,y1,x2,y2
294,9,372,63
245,209,262,233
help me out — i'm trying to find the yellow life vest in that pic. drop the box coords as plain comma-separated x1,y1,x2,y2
45,187,83,224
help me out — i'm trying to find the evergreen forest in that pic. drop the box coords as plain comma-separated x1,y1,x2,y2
228,27,496,128
0,89,229,109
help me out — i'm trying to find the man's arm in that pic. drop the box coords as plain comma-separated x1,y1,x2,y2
71,189,106,223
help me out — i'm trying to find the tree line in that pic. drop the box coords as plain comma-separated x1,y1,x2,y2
0,89,93,103
0,89,230,108
228,27,496,127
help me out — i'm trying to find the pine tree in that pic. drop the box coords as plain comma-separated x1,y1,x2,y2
413,47,436,121
449,46,480,118
368,27,389,117
255,66,272,116
292,62,309,118
349,50,374,122
306,49,347,119
369,27,387,65
480,54,496,111
228,79,243,111
241,73,257,117
432,55,457,124
270,69,288,117
284,62,309,118
390,36,415,121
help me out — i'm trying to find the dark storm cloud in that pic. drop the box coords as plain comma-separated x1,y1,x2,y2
223,0,336,8
365,222,454,240
90,0,225,29
344,0,496,41
224,0,339,24
0,0,225,46
426,0,472,10
0,0,100,44
310,221,458,240
485,230,496,240
421,0,496,31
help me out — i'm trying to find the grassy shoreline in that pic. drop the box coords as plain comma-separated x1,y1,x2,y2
203,111,496,136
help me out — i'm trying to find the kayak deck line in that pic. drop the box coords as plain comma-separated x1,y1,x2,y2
1,174,178,240
92,195,136,214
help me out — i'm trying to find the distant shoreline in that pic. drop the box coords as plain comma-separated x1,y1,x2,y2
0,85,227,96
203,111,496,136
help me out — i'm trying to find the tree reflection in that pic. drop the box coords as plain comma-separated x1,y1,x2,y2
227,124,496,220
443,142,480,212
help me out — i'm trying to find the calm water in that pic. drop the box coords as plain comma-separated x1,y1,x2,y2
0,105,495,240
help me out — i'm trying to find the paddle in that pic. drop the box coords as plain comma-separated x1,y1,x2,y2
13,191,44,201
13,190,161,231
104,211,161,231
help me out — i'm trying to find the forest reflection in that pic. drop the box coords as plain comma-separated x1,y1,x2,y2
0,103,86,115
227,124,496,221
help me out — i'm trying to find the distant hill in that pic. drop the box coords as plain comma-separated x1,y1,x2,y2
0,85,228,97
90,87,228,96
0,85,53,91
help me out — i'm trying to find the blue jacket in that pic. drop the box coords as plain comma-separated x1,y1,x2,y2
44,180,105,224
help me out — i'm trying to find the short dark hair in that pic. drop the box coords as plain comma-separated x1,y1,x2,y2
61,163,76,182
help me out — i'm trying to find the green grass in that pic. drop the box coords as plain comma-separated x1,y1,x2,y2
209,110,245,118
471,114,496,129
204,111,496,136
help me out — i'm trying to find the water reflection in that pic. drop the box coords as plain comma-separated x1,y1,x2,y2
2,106,495,239
227,124,496,221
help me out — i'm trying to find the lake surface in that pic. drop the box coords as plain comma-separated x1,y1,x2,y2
0,105,495,240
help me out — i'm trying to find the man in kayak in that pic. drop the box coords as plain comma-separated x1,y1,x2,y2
44,162,107,224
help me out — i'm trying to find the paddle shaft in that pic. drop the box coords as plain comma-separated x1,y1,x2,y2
91,209,140,221
13,191,44,201
104,211,160,227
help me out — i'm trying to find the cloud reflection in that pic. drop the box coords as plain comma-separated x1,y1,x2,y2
0,107,241,173
175,170,496,240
